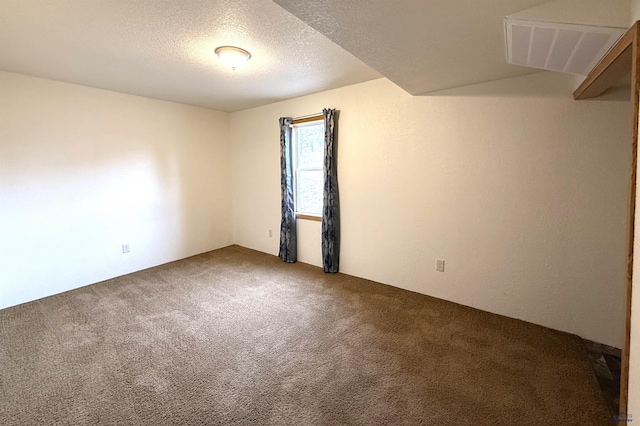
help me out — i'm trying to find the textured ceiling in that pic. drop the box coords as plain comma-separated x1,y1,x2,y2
2,1,631,111
273,0,619,95
0,0,380,112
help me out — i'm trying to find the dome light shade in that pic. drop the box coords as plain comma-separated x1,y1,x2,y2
215,46,251,70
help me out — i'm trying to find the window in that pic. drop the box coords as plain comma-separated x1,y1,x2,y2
292,117,324,219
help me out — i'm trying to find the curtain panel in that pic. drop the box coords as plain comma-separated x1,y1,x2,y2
278,117,297,263
322,108,339,273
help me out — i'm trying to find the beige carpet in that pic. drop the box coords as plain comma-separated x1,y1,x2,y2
0,245,611,425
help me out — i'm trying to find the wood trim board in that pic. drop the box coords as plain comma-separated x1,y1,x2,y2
292,114,324,125
296,214,321,222
574,23,636,100
621,22,640,413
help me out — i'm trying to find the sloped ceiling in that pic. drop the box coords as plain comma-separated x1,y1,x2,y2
273,0,631,95
509,0,630,27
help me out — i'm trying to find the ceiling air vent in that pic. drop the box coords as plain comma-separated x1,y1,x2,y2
504,18,625,75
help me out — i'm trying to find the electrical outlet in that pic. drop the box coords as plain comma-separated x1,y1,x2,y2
436,259,445,272
122,243,130,254
269,229,273,237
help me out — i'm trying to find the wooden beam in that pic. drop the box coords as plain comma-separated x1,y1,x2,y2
620,20,640,414
573,23,636,100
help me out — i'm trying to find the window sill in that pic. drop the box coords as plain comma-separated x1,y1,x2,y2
296,214,321,222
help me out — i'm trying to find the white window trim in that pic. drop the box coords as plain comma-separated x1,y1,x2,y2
292,119,324,218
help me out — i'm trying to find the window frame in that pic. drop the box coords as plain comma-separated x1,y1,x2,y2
291,115,324,221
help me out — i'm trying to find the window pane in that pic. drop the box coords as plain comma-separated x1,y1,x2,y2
297,170,323,214
297,124,324,168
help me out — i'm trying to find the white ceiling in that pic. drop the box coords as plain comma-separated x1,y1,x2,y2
0,0,380,112
272,0,629,95
0,1,632,111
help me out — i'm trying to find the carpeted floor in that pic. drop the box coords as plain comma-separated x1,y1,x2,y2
0,245,612,425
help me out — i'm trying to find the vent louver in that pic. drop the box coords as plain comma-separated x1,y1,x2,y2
505,18,625,75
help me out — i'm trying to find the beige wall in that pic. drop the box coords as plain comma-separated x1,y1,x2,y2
0,71,232,309
231,73,630,348
632,0,640,24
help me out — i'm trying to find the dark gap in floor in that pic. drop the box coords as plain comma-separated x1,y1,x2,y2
583,340,621,417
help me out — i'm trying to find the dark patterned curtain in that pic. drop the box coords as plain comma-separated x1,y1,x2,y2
322,109,339,273
279,117,296,263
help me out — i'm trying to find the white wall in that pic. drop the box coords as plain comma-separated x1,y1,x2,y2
632,0,640,25
231,73,630,348
0,71,232,309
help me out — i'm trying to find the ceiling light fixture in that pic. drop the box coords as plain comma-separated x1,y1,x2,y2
215,46,251,70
